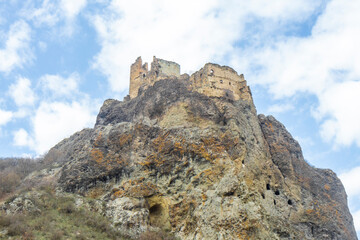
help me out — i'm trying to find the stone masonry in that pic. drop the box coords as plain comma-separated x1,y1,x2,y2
129,56,180,99
129,56,252,101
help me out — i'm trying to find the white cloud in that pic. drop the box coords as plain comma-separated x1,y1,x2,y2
340,167,360,234
60,0,87,19
0,109,13,126
0,20,32,72
9,72,98,154
24,0,87,35
353,209,360,235
8,77,36,107
268,103,294,114
13,128,32,147
317,81,360,146
15,100,97,154
26,0,60,27
236,0,360,147
91,0,322,92
39,73,80,98
13,109,31,119
340,166,360,198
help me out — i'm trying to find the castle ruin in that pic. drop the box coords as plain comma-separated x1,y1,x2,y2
129,56,251,101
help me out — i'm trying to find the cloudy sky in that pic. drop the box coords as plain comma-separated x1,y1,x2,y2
1,0,360,236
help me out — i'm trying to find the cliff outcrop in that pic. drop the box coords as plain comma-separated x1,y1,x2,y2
1,59,357,239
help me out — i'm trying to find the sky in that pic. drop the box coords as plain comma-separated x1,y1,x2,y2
1,0,360,236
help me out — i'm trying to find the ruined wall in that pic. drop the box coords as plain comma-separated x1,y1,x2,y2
129,57,149,99
152,57,180,78
129,57,251,101
129,57,180,98
189,63,252,101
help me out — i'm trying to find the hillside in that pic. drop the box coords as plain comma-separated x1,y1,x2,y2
0,58,357,240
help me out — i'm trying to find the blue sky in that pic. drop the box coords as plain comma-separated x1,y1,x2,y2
1,0,360,236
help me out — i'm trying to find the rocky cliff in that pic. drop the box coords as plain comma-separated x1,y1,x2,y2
2,65,357,239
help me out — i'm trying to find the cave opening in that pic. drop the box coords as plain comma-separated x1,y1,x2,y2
149,204,162,216
149,203,165,227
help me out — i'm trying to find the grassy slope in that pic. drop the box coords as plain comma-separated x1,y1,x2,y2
0,189,129,240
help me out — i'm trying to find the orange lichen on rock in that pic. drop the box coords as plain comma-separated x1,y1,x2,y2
112,178,159,199
90,132,129,170
169,196,198,234
91,148,104,165
119,133,133,147
86,187,105,199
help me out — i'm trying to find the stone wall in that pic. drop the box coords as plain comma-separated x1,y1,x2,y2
189,63,252,101
129,57,180,98
129,57,251,101
129,57,148,99
152,57,180,78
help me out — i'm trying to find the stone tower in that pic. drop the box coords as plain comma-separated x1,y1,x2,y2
129,57,149,99
129,56,180,98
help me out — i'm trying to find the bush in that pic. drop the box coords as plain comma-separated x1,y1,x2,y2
32,213,55,231
50,230,64,240
58,199,76,214
22,230,35,240
0,214,11,227
0,157,41,178
1,189,129,240
85,215,110,232
0,170,21,197
0,157,42,198
6,215,29,236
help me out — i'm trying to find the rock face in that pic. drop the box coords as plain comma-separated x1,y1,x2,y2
40,62,356,239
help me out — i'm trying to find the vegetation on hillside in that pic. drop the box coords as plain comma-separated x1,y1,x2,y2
0,157,179,240
0,187,129,239
0,158,41,200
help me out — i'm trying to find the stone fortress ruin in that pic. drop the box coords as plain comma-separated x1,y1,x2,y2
129,56,252,101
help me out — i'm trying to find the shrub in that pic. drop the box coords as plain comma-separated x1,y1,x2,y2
75,232,87,240
0,214,11,227
50,230,65,240
6,215,29,236
0,170,21,197
22,230,35,240
0,157,42,198
58,199,76,214
85,215,110,232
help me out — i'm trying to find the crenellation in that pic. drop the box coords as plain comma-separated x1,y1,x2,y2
129,56,252,101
